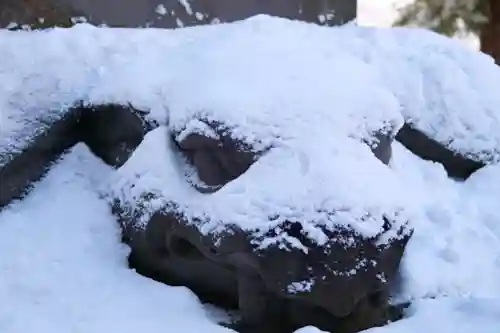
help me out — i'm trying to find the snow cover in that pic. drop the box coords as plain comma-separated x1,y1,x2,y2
0,15,401,165
390,143,500,301
1,15,414,246
1,16,499,167
365,298,500,333
1,137,498,333
335,26,500,162
107,125,412,250
0,144,233,333
1,15,500,333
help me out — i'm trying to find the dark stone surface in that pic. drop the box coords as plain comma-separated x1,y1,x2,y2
116,203,412,333
0,0,81,29
1,0,357,29
78,104,150,167
122,210,241,309
364,130,395,165
395,123,484,180
369,131,394,165
176,120,394,192
251,221,411,332
0,109,81,209
0,103,150,210
175,121,258,191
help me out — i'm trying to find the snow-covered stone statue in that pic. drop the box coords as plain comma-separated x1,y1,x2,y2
2,14,500,333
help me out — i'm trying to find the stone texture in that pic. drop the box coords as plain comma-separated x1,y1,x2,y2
0,109,80,209
480,0,500,65
174,121,257,191
0,104,150,210
1,0,357,29
0,0,81,29
395,123,484,180
78,104,151,167
116,202,412,333
175,120,396,193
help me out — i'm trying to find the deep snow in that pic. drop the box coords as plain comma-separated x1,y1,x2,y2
1,141,499,333
390,143,500,301
1,15,500,333
0,145,233,333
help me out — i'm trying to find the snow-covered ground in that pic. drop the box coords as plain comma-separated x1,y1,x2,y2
0,15,499,333
0,144,234,333
2,141,499,333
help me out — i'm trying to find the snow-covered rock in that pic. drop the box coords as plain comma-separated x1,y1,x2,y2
0,14,499,333
335,27,500,178
0,145,233,333
108,124,412,332
0,103,150,208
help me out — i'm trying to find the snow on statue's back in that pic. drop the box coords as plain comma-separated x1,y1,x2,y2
0,16,496,208
1,15,500,237
1,14,500,333
336,26,500,178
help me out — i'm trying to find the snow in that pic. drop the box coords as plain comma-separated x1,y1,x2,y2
106,126,412,249
155,4,168,16
176,17,185,28
178,0,194,16
1,143,499,333
1,16,498,167
287,279,315,294
176,118,220,142
365,298,500,333
338,26,500,163
0,16,403,167
294,327,328,333
390,143,500,301
196,12,205,21
1,14,500,333
0,144,231,333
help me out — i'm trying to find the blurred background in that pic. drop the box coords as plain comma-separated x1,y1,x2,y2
360,0,411,27
359,0,479,50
